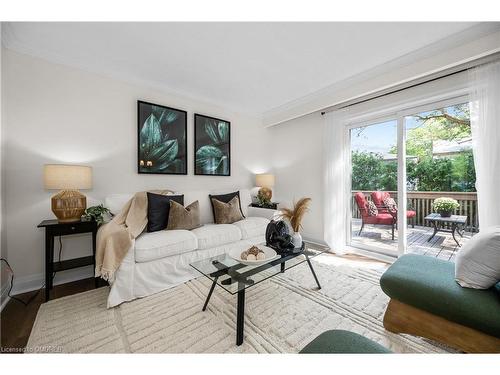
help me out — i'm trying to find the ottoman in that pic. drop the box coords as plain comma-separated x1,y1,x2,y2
300,330,391,354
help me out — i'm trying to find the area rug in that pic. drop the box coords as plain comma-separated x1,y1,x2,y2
27,256,450,353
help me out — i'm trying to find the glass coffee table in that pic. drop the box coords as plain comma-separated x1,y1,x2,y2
190,242,328,346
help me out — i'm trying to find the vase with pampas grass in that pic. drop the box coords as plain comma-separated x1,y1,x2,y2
279,197,311,248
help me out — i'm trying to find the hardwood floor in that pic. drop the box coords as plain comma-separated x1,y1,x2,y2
351,218,473,261
1,278,101,352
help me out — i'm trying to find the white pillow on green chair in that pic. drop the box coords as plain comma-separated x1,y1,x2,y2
455,226,500,289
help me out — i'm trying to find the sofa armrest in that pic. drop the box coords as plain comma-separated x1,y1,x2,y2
247,206,280,220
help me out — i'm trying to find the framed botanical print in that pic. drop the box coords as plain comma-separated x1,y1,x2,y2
194,114,231,176
138,100,187,174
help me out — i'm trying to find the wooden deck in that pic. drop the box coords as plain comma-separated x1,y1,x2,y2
351,219,473,261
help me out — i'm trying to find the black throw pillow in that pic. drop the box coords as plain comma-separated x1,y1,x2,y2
147,192,184,232
209,191,245,222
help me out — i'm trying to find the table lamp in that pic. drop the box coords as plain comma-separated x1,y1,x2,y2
44,164,92,222
255,174,275,204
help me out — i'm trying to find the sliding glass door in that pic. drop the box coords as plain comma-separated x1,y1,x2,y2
349,119,399,256
404,102,475,260
346,96,475,258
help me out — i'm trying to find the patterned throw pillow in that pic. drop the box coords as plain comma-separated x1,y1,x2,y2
167,200,201,230
383,197,397,211
367,201,378,216
211,196,245,224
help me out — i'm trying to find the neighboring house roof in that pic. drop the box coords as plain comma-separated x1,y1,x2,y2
432,137,472,156
382,153,418,161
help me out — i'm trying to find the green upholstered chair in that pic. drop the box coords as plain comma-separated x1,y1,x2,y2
300,330,391,354
380,254,500,353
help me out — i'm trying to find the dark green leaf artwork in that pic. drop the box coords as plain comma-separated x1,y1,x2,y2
138,101,187,174
194,114,230,176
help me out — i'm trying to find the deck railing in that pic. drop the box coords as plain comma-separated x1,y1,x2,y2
351,190,479,232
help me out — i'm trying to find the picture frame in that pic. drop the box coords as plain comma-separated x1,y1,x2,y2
194,113,231,176
137,100,187,175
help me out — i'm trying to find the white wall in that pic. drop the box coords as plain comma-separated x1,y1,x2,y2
2,49,271,292
1,23,9,307
268,112,325,242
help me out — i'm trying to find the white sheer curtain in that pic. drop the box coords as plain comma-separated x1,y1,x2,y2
469,60,500,228
323,109,349,254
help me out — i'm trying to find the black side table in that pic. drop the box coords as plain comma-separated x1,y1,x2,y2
37,219,98,301
250,202,278,210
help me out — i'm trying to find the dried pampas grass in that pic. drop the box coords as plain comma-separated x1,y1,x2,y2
279,197,311,232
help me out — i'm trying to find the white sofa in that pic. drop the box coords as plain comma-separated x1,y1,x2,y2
104,189,276,308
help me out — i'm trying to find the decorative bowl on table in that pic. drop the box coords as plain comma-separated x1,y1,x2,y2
229,245,278,266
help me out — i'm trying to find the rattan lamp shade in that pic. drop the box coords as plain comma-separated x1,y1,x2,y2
44,164,92,223
44,164,92,190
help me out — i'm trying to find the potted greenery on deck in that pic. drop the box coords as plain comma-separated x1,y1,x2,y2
433,197,460,218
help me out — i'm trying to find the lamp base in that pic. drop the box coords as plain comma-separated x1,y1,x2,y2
51,190,86,223
257,187,273,204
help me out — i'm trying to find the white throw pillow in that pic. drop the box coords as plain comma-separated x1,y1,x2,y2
455,226,500,289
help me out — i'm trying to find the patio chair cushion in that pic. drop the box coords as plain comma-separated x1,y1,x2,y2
300,330,391,353
406,210,416,218
363,213,394,225
380,254,500,338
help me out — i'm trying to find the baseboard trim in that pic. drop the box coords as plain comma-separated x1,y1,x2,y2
302,236,330,249
8,266,94,296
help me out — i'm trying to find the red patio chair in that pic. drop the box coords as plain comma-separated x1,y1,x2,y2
370,191,416,228
354,192,396,240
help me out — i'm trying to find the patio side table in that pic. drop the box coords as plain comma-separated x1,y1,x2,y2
424,213,467,247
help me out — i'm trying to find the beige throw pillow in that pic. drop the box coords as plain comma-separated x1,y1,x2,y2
455,225,500,289
167,200,201,230
211,196,244,224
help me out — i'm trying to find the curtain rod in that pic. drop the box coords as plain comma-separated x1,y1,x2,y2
320,51,500,115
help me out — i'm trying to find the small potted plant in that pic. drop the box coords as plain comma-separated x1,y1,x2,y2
83,204,112,226
433,197,460,218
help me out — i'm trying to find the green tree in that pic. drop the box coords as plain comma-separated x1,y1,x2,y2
451,151,476,192
407,158,453,191
351,151,397,191
380,161,397,191
351,151,383,190
391,103,471,159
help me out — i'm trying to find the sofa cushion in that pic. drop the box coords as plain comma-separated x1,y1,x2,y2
380,254,500,338
135,230,197,263
191,224,242,250
232,217,269,239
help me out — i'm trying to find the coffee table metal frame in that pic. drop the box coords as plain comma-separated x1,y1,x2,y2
424,213,467,247
190,244,326,346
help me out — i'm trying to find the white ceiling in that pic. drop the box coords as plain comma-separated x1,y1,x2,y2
2,22,485,115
